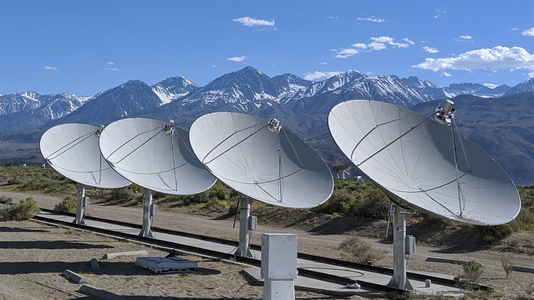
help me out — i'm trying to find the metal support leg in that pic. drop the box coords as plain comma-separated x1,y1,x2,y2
387,206,413,290
74,183,87,225
235,196,253,257
140,189,155,238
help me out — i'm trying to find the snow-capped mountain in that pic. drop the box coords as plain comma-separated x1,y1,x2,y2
271,73,314,94
504,77,534,95
0,92,41,114
1,66,532,133
42,80,164,128
151,76,199,104
401,77,512,99
0,92,91,131
181,66,286,107
0,67,533,184
444,83,511,98
283,73,432,117
0,92,89,116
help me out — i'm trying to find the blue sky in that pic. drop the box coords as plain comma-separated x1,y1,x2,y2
1,0,533,96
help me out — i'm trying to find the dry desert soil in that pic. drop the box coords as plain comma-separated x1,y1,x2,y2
1,191,533,300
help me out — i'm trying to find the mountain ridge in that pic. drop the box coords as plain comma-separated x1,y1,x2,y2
0,67,532,185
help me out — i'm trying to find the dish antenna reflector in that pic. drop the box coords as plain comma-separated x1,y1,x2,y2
40,123,130,225
99,118,217,237
190,112,334,256
328,99,521,290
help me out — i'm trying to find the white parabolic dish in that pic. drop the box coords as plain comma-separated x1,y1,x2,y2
328,100,521,226
40,123,130,189
189,112,334,208
99,118,216,195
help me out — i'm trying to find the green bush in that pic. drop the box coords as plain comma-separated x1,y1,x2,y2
477,224,513,244
209,181,229,201
1,197,40,221
54,195,77,214
337,234,384,264
181,191,210,204
516,211,534,231
462,260,484,285
314,190,360,216
501,255,514,279
112,187,137,201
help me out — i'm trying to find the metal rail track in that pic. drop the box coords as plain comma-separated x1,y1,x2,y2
34,209,486,294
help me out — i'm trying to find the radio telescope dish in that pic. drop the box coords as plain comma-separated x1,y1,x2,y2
189,112,334,209
328,100,520,226
40,123,130,225
40,123,130,189
99,118,217,238
329,99,521,291
99,118,216,195
190,112,333,257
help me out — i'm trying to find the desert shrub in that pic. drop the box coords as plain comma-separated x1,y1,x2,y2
209,181,229,201
337,234,384,264
54,195,77,214
477,224,513,244
1,197,40,221
0,196,13,204
462,260,484,286
501,255,514,279
516,211,534,231
358,188,390,220
113,187,137,201
181,191,209,204
312,178,396,219
16,176,75,194
314,190,361,216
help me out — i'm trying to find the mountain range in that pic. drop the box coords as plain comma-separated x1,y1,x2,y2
1,66,533,185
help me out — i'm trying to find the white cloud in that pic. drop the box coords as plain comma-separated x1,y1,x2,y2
227,56,246,62
351,43,367,49
455,35,473,42
320,61,327,65
372,36,412,48
335,36,413,58
104,62,119,71
303,71,342,80
232,17,274,27
412,46,534,73
442,71,452,77
44,66,58,71
423,46,439,54
402,38,415,45
335,48,359,58
325,15,338,20
368,41,386,51
522,27,534,36
357,16,386,23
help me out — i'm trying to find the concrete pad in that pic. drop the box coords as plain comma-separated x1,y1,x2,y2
243,267,372,297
